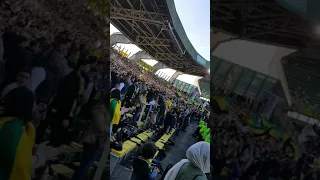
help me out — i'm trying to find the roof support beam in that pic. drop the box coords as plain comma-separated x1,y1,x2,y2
154,53,188,62
135,36,172,47
212,12,287,20
111,6,168,25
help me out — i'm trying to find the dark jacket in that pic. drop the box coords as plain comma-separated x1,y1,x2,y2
131,158,151,180
51,71,82,117
125,84,136,99
164,112,174,127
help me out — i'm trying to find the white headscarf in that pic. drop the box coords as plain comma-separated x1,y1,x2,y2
164,141,210,180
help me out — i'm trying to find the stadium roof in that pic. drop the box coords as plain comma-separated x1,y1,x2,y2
110,0,209,76
211,0,313,49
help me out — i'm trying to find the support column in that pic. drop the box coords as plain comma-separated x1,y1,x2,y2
110,32,131,46
210,31,235,53
153,62,167,72
268,47,295,106
169,71,183,83
129,50,152,63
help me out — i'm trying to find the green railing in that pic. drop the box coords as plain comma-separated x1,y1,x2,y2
166,0,209,68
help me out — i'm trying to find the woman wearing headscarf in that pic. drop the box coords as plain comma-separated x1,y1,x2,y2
164,141,210,180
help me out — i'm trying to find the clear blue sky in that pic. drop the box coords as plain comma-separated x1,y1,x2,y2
174,0,210,61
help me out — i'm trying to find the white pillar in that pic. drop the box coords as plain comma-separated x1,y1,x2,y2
268,47,296,106
169,71,183,82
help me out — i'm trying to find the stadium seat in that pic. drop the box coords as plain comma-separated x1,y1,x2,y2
111,140,137,157
111,148,128,158
143,131,153,137
137,121,145,127
160,135,170,142
126,113,133,118
131,137,142,144
154,151,159,157
155,142,164,149
124,140,137,148
51,164,74,179
137,134,148,141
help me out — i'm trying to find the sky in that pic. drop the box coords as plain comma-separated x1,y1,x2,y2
174,0,210,61
110,0,210,85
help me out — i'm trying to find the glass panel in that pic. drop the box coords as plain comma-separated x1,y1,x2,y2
190,86,196,93
173,79,178,87
260,77,277,93
210,57,221,77
224,65,243,90
215,61,231,76
234,69,254,95
184,84,190,92
246,73,266,98
182,84,187,92
197,54,207,66
213,61,232,87
187,85,193,92
186,85,191,93
180,82,186,90
188,85,194,93
176,80,182,89
212,74,223,87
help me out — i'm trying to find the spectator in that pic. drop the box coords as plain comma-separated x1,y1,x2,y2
0,87,37,180
164,141,210,180
131,142,160,180
1,67,31,99
27,67,46,93
72,97,108,180
49,59,91,147
51,59,91,118
110,89,121,134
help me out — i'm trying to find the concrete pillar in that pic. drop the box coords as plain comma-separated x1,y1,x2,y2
268,47,296,106
129,50,152,63
153,62,167,72
110,32,131,47
210,31,234,53
193,77,203,95
169,71,183,83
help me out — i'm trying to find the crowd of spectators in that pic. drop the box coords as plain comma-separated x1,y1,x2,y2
210,89,320,180
0,24,109,180
109,48,211,180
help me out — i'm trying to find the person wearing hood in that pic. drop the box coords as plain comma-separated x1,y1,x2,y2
164,141,210,180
